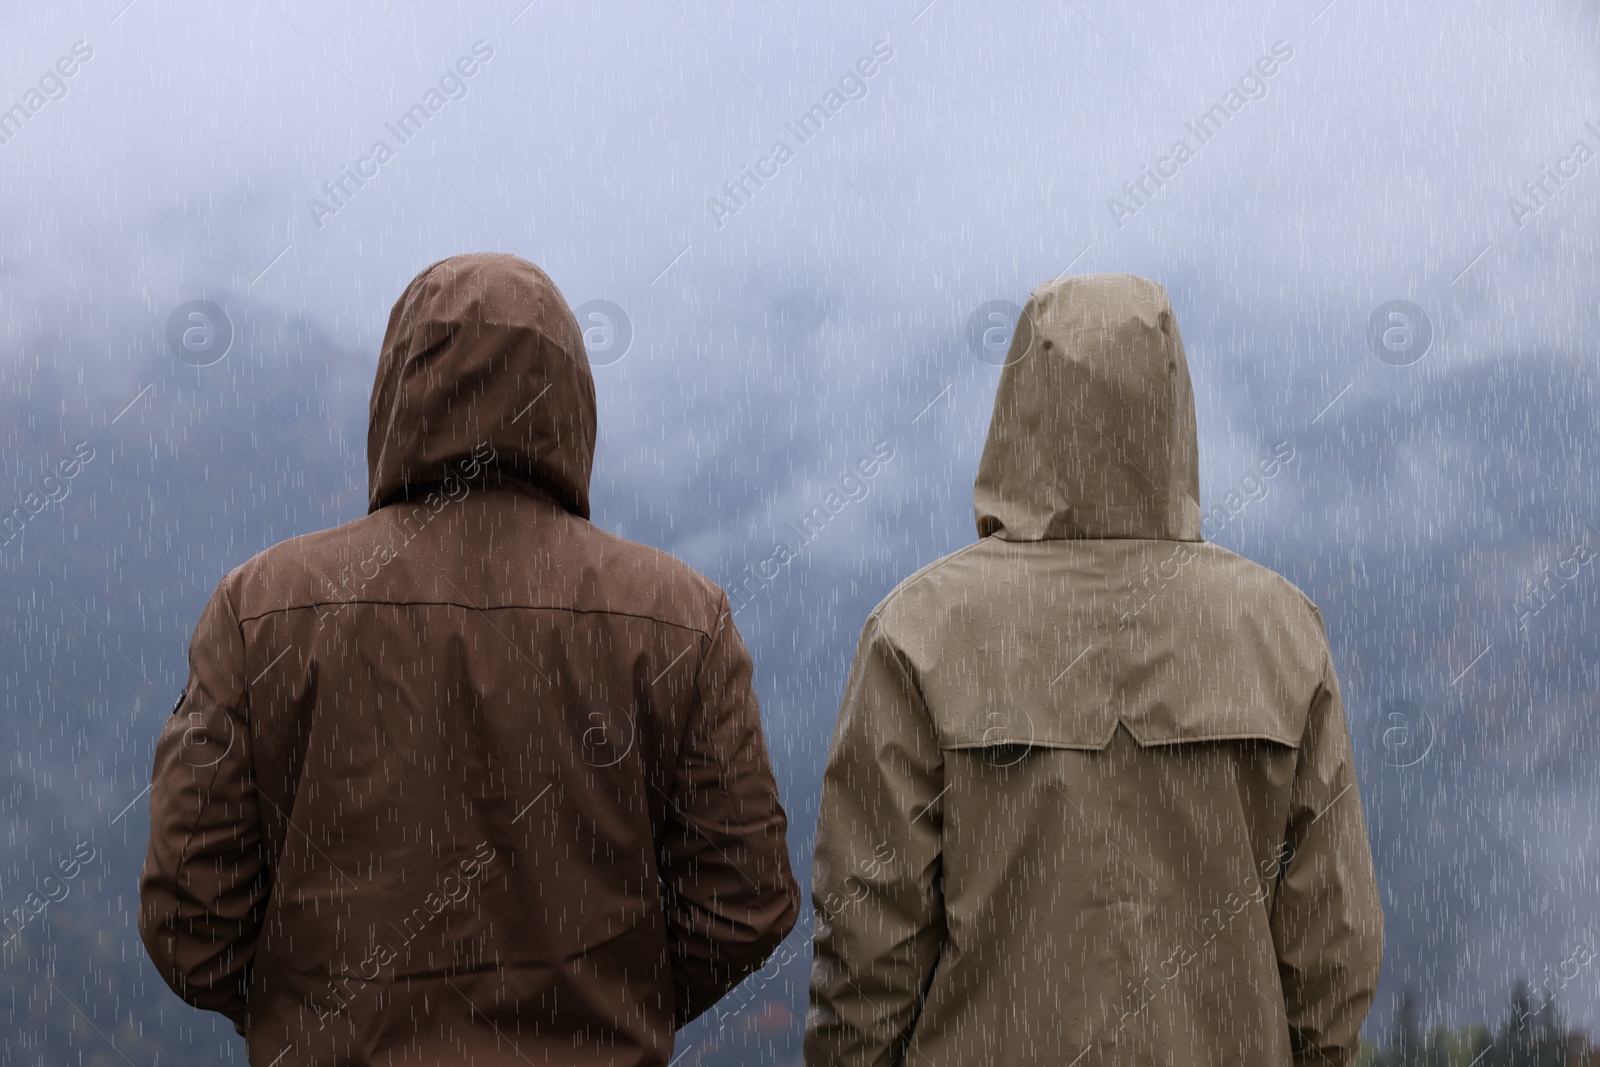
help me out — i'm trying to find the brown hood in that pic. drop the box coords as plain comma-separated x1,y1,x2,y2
974,273,1202,541
367,252,595,517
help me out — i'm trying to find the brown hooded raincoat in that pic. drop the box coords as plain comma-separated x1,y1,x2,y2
140,253,799,1066
806,274,1382,1066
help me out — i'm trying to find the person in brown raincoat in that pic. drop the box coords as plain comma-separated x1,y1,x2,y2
806,273,1382,1066
139,253,799,1067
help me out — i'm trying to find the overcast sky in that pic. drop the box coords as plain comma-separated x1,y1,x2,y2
3,0,1599,1061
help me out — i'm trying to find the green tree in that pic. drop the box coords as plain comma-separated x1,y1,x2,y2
1533,993,1567,1067
1486,980,1567,1067
1385,988,1425,1067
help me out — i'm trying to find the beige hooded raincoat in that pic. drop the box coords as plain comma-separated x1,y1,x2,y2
806,274,1382,1066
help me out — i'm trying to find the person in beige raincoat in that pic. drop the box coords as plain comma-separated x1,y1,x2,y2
806,273,1382,1066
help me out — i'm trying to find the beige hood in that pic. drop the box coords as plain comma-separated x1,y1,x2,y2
975,273,1202,541
367,252,596,517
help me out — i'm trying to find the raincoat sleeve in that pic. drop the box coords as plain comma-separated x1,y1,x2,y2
657,597,799,1027
1270,641,1384,1067
138,578,269,1031
806,613,945,1067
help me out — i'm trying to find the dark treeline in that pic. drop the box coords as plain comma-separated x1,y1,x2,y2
1361,986,1600,1067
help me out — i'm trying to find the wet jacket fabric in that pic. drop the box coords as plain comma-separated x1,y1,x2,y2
140,253,799,1067
806,274,1382,1066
